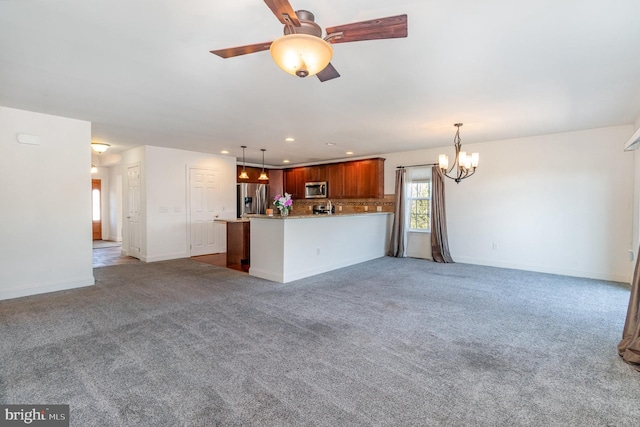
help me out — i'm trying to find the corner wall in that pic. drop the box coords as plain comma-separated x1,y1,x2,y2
382,125,634,282
122,146,237,262
0,106,94,300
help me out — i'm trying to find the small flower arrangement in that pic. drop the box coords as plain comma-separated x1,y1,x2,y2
273,193,293,216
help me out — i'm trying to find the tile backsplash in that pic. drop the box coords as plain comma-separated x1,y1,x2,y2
288,194,395,215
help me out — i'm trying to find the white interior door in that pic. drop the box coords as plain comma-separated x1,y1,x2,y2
189,168,221,256
126,164,141,259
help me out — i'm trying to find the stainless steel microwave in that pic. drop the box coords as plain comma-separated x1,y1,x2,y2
305,181,328,199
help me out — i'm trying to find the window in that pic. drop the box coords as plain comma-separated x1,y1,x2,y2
92,188,101,221
407,180,431,232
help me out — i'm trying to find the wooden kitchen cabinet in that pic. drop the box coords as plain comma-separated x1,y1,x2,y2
305,165,327,182
226,220,250,267
356,158,385,198
342,158,385,198
283,167,305,198
326,163,344,198
284,157,385,199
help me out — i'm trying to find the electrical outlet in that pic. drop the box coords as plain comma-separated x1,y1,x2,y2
308,205,312,211
339,206,342,211
364,206,368,211
376,206,382,212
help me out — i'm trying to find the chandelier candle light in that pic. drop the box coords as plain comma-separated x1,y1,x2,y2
438,123,479,183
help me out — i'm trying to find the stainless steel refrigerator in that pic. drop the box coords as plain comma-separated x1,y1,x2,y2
237,183,269,217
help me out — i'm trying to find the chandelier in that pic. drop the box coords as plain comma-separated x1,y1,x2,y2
438,123,479,183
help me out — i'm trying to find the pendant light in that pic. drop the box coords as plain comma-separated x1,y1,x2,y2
258,149,269,181
239,145,249,180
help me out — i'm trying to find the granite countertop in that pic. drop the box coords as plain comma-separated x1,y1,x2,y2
214,218,251,223
247,212,392,220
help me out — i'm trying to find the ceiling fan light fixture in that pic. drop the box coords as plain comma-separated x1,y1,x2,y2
270,34,333,78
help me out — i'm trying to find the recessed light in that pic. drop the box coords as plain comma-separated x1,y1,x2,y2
346,151,354,155
283,160,290,163
221,150,229,154
326,142,336,146
285,137,295,142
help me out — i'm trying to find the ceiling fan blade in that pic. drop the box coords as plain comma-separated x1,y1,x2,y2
325,14,408,44
316,63,340,82
263,0,301,26
210,42,273,58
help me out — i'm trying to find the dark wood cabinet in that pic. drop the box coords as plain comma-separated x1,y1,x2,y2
283,167,305,198
326,163,344,198
341,158,385,198
305,165,326,182
356,158,385,198
226,221,250,267
342,162,359,198
283,158,385,199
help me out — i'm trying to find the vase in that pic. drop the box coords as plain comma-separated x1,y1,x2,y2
280,208,289,217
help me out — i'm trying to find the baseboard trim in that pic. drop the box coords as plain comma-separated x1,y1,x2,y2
452,256,631,284
0,276,95,301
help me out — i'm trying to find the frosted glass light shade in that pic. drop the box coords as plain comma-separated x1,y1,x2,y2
91,142,110,153
438,154,449,170
471,153,479,167
270,34,333,77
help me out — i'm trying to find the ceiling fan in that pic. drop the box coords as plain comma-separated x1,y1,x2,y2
210,0,408,82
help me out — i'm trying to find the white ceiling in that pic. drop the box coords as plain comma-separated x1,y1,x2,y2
1,0,639,166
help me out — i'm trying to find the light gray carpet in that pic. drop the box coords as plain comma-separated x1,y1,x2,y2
1,257,639,426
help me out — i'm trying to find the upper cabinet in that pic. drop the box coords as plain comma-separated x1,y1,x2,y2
283,167,305,199
305,165,327,182
342,158,385,198
284,158,385,199
326,163,344,198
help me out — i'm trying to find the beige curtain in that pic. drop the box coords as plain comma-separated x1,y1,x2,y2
431,166,453,263
388,168,407,257
618,248,640,371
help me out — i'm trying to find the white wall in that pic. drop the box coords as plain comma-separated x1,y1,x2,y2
0,106,94,300
108,165,122,241
122,145,237,262
382,125,634,283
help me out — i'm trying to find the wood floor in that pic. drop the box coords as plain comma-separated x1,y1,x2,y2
92,244,141,267
92,241,248,273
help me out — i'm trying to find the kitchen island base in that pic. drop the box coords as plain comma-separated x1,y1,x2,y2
249,213,392,283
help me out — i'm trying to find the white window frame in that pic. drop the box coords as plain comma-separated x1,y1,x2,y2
406,177,431,233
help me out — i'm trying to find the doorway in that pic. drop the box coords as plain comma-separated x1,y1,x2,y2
92,179,102,240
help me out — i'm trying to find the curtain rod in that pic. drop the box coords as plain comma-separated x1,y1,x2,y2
396,163,438,169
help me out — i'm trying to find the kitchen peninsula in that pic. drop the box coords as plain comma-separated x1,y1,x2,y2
249,212,392,283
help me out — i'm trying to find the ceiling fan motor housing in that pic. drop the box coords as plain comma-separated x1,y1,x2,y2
283,10,323,38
